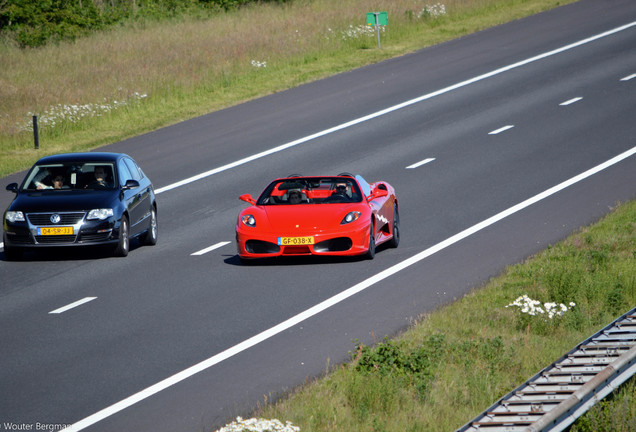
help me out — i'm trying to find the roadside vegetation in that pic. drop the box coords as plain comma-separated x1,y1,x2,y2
0,0,579,178
3,1,634,431
250,200,636,431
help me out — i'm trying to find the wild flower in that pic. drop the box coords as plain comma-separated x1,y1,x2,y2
506,295,576,319
339,24,383,41
19,92,147,132
419,3,447,19
251,59,267,68
215,416,300,432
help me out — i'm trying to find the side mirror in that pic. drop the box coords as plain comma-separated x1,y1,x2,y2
367,187,388,201
6,183,18,194
122,179,140,191
239,194,257,205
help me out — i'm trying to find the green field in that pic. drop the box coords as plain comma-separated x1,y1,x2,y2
1,0,579,177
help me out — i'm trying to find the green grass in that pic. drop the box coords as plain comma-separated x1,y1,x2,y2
0,0,579,178
251,200,636,431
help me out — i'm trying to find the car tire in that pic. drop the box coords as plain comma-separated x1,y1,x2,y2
4,244,23,261
114,215,129,257
366,224,376,260
387,205,400,248
141,206,158,246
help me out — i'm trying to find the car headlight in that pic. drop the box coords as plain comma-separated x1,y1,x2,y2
341,211,361,225
241,214,256,227
87,208,114,220
5,211,25,223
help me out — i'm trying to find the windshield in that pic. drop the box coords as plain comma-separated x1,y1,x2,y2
22,162,117,191
257,177,363,205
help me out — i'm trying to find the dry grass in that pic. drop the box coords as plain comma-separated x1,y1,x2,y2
0,0,577,177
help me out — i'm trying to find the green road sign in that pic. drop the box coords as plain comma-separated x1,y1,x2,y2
366,11,388,26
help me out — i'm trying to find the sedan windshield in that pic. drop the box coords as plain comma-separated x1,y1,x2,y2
257,177,363,205
22,162,117,191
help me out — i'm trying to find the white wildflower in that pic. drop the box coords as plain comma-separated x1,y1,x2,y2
506,295,575,320
215,417,300,432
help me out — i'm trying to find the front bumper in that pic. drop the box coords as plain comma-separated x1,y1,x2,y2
3,211,120,248
235,223,370,259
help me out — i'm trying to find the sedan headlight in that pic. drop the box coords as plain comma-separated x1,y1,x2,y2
241,214,256,227
5,211,25,223
340,211,361,225
87,208,114,220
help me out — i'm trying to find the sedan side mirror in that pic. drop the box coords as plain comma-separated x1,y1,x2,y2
6,183,18,193
122,179,140,191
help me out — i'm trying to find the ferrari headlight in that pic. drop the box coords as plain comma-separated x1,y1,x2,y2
87,208,114,220
5,211,25,223
241,214,256,227
341,211,361,225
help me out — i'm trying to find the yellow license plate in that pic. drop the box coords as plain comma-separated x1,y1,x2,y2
278,236,314,246
38,226,74,235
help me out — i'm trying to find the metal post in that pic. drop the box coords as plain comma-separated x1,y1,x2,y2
33,115,39,149
374,13,381,49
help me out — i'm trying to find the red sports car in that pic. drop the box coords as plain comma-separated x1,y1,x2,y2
235,174,399,261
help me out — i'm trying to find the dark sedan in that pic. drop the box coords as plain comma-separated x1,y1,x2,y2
2,152,157,260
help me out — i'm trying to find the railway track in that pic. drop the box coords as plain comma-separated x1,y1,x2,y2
457,307,636,432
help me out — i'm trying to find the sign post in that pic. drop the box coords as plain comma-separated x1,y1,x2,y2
366,11,388,49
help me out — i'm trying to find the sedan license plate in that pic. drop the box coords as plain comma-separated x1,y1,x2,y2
278,236,314,246
38,226,74,236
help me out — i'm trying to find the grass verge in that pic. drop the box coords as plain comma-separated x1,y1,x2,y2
0,0,579,178
250,200,635,431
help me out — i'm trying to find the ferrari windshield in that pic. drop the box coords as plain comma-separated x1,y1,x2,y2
22,162,117,191
257,177,363,205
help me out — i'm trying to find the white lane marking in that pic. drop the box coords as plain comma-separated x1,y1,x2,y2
0,242,3,249
489,125,515,135
49,297,97,314
620,73,636,81
406,158,436,169
191,241,231,256
560,97,583,106
153,21,636,195
62,145,636,431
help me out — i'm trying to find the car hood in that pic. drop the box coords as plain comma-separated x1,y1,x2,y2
258,204,367,231
7,190,119,213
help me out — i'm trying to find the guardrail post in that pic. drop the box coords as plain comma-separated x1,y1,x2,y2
33,115,39,149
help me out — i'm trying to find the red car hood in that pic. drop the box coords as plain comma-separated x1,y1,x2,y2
259,204,364,232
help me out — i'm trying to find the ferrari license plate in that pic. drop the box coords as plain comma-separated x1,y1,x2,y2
38,226,73,235
278,236,314,246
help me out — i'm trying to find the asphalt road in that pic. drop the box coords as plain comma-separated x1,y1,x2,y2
1,1,635,431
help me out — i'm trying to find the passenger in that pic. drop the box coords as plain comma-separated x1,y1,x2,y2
287,189,303,204
86,166,111,189
51,173,68,189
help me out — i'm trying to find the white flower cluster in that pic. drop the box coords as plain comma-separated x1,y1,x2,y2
419,3,447,19
215,417,300,432
506,295,576,319
251,59,267,68
339,24,384,41
19,92,147,132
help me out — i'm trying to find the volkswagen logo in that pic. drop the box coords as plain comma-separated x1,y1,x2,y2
50,214,61,224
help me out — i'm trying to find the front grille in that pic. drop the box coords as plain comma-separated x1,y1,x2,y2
35,235,76,244
245,240,280,254
28,212,86,226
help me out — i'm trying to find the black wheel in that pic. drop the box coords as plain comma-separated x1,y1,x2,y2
114,215,129,257
141,206,158,246
4,244,23,261
366,224,376,260
387,205,400,248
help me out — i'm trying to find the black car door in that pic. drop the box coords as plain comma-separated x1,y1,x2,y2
122,157,151,235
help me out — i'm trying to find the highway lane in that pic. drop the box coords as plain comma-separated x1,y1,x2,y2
1,0,635,430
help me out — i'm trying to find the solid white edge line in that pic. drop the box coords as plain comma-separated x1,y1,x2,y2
406,158,436,169
191,241,231,256
49,297,98,315
62,145,636,431
620,73,636,81
153,21,636,195
560,97,583,106
489,125,515,135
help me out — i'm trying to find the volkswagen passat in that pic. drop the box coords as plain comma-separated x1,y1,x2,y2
3,152,157,260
